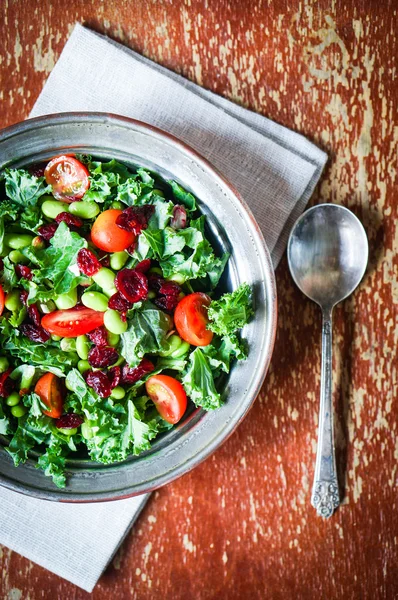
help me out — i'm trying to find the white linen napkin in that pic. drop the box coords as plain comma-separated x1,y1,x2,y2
0,24,327,592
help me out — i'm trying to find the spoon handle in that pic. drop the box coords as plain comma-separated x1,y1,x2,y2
311,308,340,518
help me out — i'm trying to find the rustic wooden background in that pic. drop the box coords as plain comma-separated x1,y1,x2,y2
1,0,397,598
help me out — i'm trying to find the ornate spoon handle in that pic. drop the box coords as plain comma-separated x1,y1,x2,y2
311,308,340,518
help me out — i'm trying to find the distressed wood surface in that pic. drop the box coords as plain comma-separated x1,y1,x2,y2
1,0,397,598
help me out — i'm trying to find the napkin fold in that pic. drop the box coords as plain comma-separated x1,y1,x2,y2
0,24,327,592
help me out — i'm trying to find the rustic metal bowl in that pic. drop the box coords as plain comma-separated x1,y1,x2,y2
0,113,277,501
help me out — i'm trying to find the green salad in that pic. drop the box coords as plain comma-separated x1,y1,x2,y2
0,154,253,487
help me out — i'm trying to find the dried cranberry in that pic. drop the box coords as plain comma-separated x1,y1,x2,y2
86,371,112,398
20,290,28,305
86,325,109,347
154,294,180,312
87,346,119,368
20,324,50,343
55,212,83,228
0,368,16,398
148,273,163,292
27,303,41,326
0,258,3,271
159,280,181,297
126,240,137,255
108,366,121,389
108,292,132,313
170,205,187,229
55,413,84,429
29,163,46,178
77,248,102,276
116,205,155,235
115,269,148,303
135,259,151,273
122,358,155,385
15,265,33,281
38,223,58,241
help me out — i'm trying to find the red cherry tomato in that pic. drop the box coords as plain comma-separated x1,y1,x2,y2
145,375,187,424
0,284,4,316
34,373,64,418
174,292,213,347
44,155,90,202
91,209,136,252
41,307,104,338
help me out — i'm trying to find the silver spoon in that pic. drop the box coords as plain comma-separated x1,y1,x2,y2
287,204,368,518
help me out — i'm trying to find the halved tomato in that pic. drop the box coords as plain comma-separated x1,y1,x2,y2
0,284,4,317
44,155,90,202
145,375,187,424
35,373,64,418
41,307,104,338
91,209,135,252
174,292,213,347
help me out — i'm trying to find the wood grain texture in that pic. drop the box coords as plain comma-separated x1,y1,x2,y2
1,0,397,598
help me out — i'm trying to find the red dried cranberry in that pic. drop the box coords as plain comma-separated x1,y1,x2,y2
108,292,132,312
87,346,119,368
159,280,181,297
27,303,41,326
147,273,163,292
77,248,102,276
116,205,155,235
15,265,33,281
0,258,3,271
20,324,50,343
121,358,155,385
108,366,121,389
55,413,84,429
126,240,137,255
29,163,46,178
170,205,187,229
86,325,109,347
55,212,83,228
115,269,148,303
135,259,151,273
0,368,16,398
154,294,180,312
20,290,28,305
38,223,58,241
86,371,112,398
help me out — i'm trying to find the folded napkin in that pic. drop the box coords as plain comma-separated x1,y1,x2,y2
0,24,327,592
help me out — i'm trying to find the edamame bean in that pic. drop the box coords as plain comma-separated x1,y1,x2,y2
110,251,129,271
58,427,78,436
69,201,100,219
103,286,117,298
4,234,34,250
65,378,75,391
170,340,190,358
81,291,109,312
41,199,69,219
153,188,165,198
107,332,120,347
60,338,77,352
0,357,10,373
38,300,56,314
159,334,182,357
110,201,123,209
167,273,185,285
6,392,20,407
76,335,90,360
104,309,128,334
92,267,116,292
149,267,163,276
51,334,62,341
110,386,126,400
54,288,77,310
11,405,27,418
32,236,45,249
9,250,29,264
78,360,90,374
5,290,22,312
81,422,93,440
147,290,156,300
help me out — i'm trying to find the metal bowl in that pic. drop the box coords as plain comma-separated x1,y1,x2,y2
0,113,277,501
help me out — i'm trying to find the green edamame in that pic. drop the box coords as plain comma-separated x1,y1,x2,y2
159,334,182,357
76,335,90,360
81,422,93,440
167,273,185,285
58,427,78,436
6,392,20,407
65,378,75,391
107,332,120,347
60,338,77,353
81,291,109,312
4,234,34,250
110,201,123,209
103,286,117,298
54,288,77,310
41,199,69,219
38,300,56,314
77,360,90,374
104,309,128,334
0,357,10,373
92,268,116,292
5,290,22,312
149,267,163,276
69,201,100,219
170,340,190,358
11,405,27,418
9,250,29,264
51,334,62,341
110,251,129,271
110,386,125,400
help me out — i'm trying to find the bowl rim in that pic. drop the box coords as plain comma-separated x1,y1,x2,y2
0,112,278,502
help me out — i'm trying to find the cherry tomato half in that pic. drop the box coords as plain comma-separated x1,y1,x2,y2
0,284,4,317
35,373,64,418
91,209,136,252
41,307,104,338
145,375,187,424
44,155,90,202
174,292,213,347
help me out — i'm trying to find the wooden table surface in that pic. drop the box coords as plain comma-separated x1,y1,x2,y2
1,0,397,598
